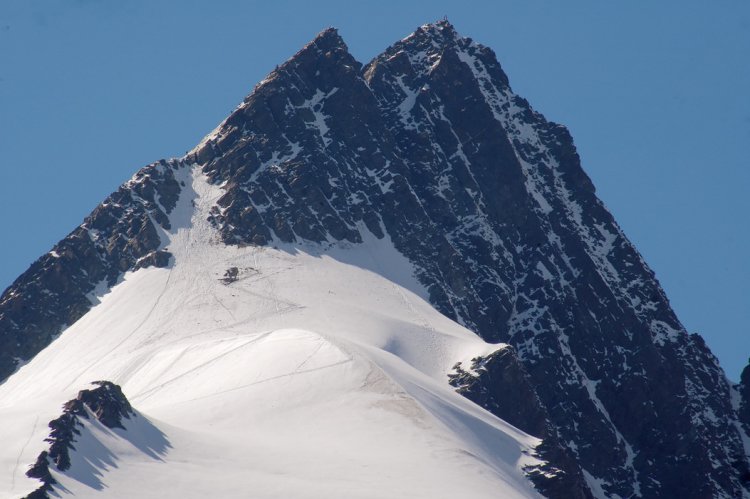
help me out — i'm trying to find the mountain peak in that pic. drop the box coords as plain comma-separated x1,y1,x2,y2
401,18,463,51
364,19,498,89
265,25,361,91
3,21,750,499
306,26,347,53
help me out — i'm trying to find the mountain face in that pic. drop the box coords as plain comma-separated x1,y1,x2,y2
1,20,749,498
737,362,750,436
0,160,181,380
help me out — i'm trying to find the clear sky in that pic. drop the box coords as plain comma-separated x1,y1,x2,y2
1,1,748,379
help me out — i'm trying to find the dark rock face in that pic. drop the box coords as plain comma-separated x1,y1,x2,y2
196,28,390,247
0,159,184,380
65,380,135,430
24,452,54,499
24,381,135,499
737,360,750,441
450,347,591,499
736,379,750,490
188,22,750,497
450,348,549,439
3,21,749,498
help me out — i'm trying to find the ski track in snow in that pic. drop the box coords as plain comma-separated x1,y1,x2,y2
129,331,276,404
11,415,38,491
0,165,542,499
62,265,176,392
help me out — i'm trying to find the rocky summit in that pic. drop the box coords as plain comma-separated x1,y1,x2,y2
1,20,748,499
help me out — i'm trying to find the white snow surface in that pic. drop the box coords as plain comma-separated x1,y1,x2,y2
1,165,542,498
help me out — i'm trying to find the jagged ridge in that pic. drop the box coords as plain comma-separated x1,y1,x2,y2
0,160,184,380
1,20,749,499
24,381,135,499
186,21,750,497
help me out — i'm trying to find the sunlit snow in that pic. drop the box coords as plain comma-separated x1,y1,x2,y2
0,165,541,498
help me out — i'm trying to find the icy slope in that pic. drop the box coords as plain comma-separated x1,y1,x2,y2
1,165,541,498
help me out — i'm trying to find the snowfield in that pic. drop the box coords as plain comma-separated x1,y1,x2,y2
0,165,542,498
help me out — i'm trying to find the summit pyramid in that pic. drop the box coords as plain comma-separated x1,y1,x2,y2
2,21,748,499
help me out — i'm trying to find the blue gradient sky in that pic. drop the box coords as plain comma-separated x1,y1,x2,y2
1,1,748,379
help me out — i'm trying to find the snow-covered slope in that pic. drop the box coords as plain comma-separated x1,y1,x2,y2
1,165,542,498
4,20,749,499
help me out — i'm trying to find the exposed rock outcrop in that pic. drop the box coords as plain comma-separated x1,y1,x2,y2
24,381,135,499
450,347,591,499
0,161,183,380
3,21,748,498
188,22,749,497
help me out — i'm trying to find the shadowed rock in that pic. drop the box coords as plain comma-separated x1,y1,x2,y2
24,381,139,498
450,347,591,499
4,20,749,498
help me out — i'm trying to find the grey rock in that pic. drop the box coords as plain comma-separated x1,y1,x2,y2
450,347,591,499
0,160,184,380
3,21,749,498
738,360,750,431
24,381,135,499
193,22,750,497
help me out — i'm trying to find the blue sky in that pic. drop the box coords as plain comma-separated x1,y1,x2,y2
1,1,748,379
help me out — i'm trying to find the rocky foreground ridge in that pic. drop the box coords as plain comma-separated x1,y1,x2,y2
24,381,135,499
